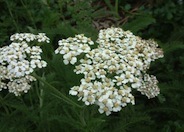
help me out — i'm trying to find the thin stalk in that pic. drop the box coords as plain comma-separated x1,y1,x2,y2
79,107,87,127
39,87,44,119
39,88,44,109
115,0,119,17
20,0,37,29
28,91,34,107
39,77,44,112
32,73,83,109
0,96,10,115
5,1,19,31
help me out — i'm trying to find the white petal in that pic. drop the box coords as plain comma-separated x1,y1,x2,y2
63,59,69,65
70,57,77,65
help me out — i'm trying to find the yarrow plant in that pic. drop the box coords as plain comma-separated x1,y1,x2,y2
0,28,163,116
0,33,49,96
55,27,164,115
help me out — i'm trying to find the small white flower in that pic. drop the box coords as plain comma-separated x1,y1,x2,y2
70,57,77,65
69,86,80,95
63,59,69,65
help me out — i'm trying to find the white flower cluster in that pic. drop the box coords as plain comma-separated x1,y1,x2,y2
56,27,164,115
137,74,160,99
55,34,94,65
10,33,50,43
0,33,49,96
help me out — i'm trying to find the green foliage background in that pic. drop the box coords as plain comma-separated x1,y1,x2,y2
0,0,183,131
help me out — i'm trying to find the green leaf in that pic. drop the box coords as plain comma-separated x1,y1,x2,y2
123,14,156,33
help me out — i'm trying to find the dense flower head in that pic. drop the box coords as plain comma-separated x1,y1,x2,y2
56,27,164,115
137,74,160,99
10,33,50,43
0,33,49,96
69,78,135,115
55,34,94,65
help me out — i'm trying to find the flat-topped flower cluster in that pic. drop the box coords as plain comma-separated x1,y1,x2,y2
0,33,49,96
55,27,164,115
55,34,94,65
0,28,163,115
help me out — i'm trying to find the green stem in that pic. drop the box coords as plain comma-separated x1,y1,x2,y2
79,107,87,127
115,0,119,17
39,87,44,119
5,1,19,31
20,0,37,29
28,91,34,107
39,88,44,109
0,96,10,115
32,73,83,109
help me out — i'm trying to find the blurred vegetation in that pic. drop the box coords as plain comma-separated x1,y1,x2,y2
0,0,184,131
